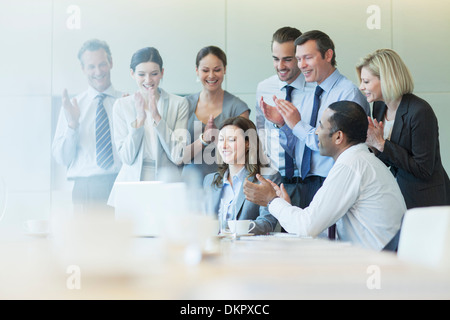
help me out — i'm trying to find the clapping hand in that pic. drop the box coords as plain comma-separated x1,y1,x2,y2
267,179,291,204
62,89,80,129
134,92,147,127
273,96,302,130
366,116,385,152
244,174,279,207
146,86,161,124
260,96,285,127
203,115,217,144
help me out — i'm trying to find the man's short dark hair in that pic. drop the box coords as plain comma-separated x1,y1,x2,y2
272,26,302,47
327,101,368,145
294,30,336,67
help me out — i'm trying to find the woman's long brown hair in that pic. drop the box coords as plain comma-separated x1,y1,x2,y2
212,116,266,188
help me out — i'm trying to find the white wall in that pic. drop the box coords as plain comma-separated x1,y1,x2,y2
0,0,449,227
0,0,53,228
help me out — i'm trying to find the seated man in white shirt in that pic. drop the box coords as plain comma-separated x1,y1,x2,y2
243,100,406,251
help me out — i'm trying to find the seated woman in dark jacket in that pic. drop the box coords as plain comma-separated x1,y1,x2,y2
203,116,281,235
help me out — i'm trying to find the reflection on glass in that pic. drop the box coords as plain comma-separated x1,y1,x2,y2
0,178,7,223
219,198,236,240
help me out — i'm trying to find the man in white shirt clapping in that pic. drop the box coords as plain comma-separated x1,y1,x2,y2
52,39,123,214
244,100,406,251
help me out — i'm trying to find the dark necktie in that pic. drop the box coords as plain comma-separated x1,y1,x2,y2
284,85,295,179
95,94,114,169
300,85,323,179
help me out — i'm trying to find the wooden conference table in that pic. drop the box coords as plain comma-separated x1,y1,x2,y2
1,221,449,300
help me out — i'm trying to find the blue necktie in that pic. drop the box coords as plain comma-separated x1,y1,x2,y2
284,85,295,179
95,94,114,169
300,85,323,179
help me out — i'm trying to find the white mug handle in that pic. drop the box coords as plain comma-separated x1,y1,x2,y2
248,221,256,233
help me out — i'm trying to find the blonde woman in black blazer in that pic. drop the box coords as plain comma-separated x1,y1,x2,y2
357,49,450,209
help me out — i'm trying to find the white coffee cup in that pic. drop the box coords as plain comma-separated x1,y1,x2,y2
24,219,49,234
228,220,256,235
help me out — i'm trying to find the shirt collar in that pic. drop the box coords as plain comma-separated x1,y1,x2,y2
87,85,115,100
277,73,308,92
223,166,247,186
336,143,368,164
318,68,341,93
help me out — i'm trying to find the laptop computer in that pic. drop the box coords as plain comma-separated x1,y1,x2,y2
113,181,188,237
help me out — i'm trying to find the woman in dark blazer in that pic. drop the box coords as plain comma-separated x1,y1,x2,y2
357,49,450,209
203,116,281,235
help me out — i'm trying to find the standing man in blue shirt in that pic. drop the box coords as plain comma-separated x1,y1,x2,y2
261,30,370,238
255,27,315,209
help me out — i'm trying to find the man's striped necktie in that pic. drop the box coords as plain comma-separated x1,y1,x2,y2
95,94,114,169
284,85,295,178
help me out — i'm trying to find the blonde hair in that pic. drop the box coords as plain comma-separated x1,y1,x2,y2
356,49,414,103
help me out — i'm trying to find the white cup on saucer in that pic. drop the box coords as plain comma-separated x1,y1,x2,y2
228,220,256,236
24,219,49,234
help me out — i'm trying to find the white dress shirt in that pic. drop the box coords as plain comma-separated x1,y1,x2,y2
221,167,247,220
143,95,166,162
255,73,315,176
269,143,406,251
383,118,395,140
52,85,123,178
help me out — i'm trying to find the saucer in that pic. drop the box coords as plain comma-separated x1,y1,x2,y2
24,232,49,238
237,233,254,237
